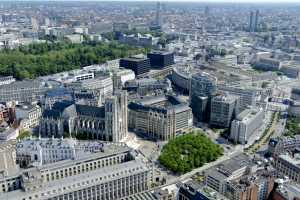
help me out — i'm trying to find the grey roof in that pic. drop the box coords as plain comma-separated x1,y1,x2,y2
206,154,254,180
75,104,105,118
43,101,105,119
128,95,190,114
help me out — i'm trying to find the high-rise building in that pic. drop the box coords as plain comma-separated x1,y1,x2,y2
249,10,259,32
255,10,259,32
155,2,162,27
210,93,239,128
189,72,217,122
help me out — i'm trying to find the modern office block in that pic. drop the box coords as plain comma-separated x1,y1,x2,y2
147,51,174,69
189,72,217,122
120,56,150,76
210,93,239,128
230,107,264,144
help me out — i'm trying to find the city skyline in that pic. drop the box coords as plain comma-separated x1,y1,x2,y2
2,0,300,3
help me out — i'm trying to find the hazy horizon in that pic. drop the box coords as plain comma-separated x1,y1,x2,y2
1,0,300,3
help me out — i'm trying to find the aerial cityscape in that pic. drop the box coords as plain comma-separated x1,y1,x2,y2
0,0,300,200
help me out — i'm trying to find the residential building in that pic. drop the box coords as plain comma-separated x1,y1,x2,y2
128,94,193,141
230,107,264,144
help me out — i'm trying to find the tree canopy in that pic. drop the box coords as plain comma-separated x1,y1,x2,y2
158,132,223,174
0,41,147,80
285,117,300,137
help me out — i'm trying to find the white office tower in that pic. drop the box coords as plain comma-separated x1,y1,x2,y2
230,107,264,145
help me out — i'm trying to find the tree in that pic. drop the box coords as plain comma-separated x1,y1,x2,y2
158,132,223,174
0,41,146,80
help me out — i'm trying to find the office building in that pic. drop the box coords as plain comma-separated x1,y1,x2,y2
249,10,259,32
230,107,264,144
120,56,151,76
172,65,193,93
147,51,174,69
155,2,163,27
124,78,171,96
210,93,239,128
217,84,258,112
67,76,113,107
1,142,152,200
0,80,49,103
189,72,217,122
128,95,193,141
268,135,300,157
273,182,300,200
204,154,256,195
253,57,282,71
113,22,130,32
275,153,300,183
39,90,128,142
16,138,78,167
178,182,207,200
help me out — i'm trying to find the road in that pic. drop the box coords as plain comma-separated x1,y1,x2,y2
246,112,279,154
152,149,242,191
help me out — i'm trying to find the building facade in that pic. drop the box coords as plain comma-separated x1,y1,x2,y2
39,91,128,142
1,142,152,200
147,51,175,69
230,107,264,145
189,72,217,122
0,80,48,103
120,56,151,76
210,94,239,128
128,95,193,141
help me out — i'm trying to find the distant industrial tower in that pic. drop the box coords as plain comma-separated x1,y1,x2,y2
155,2,162,27
249,10,259,32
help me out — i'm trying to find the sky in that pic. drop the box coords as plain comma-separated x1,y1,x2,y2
2,0,300,3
